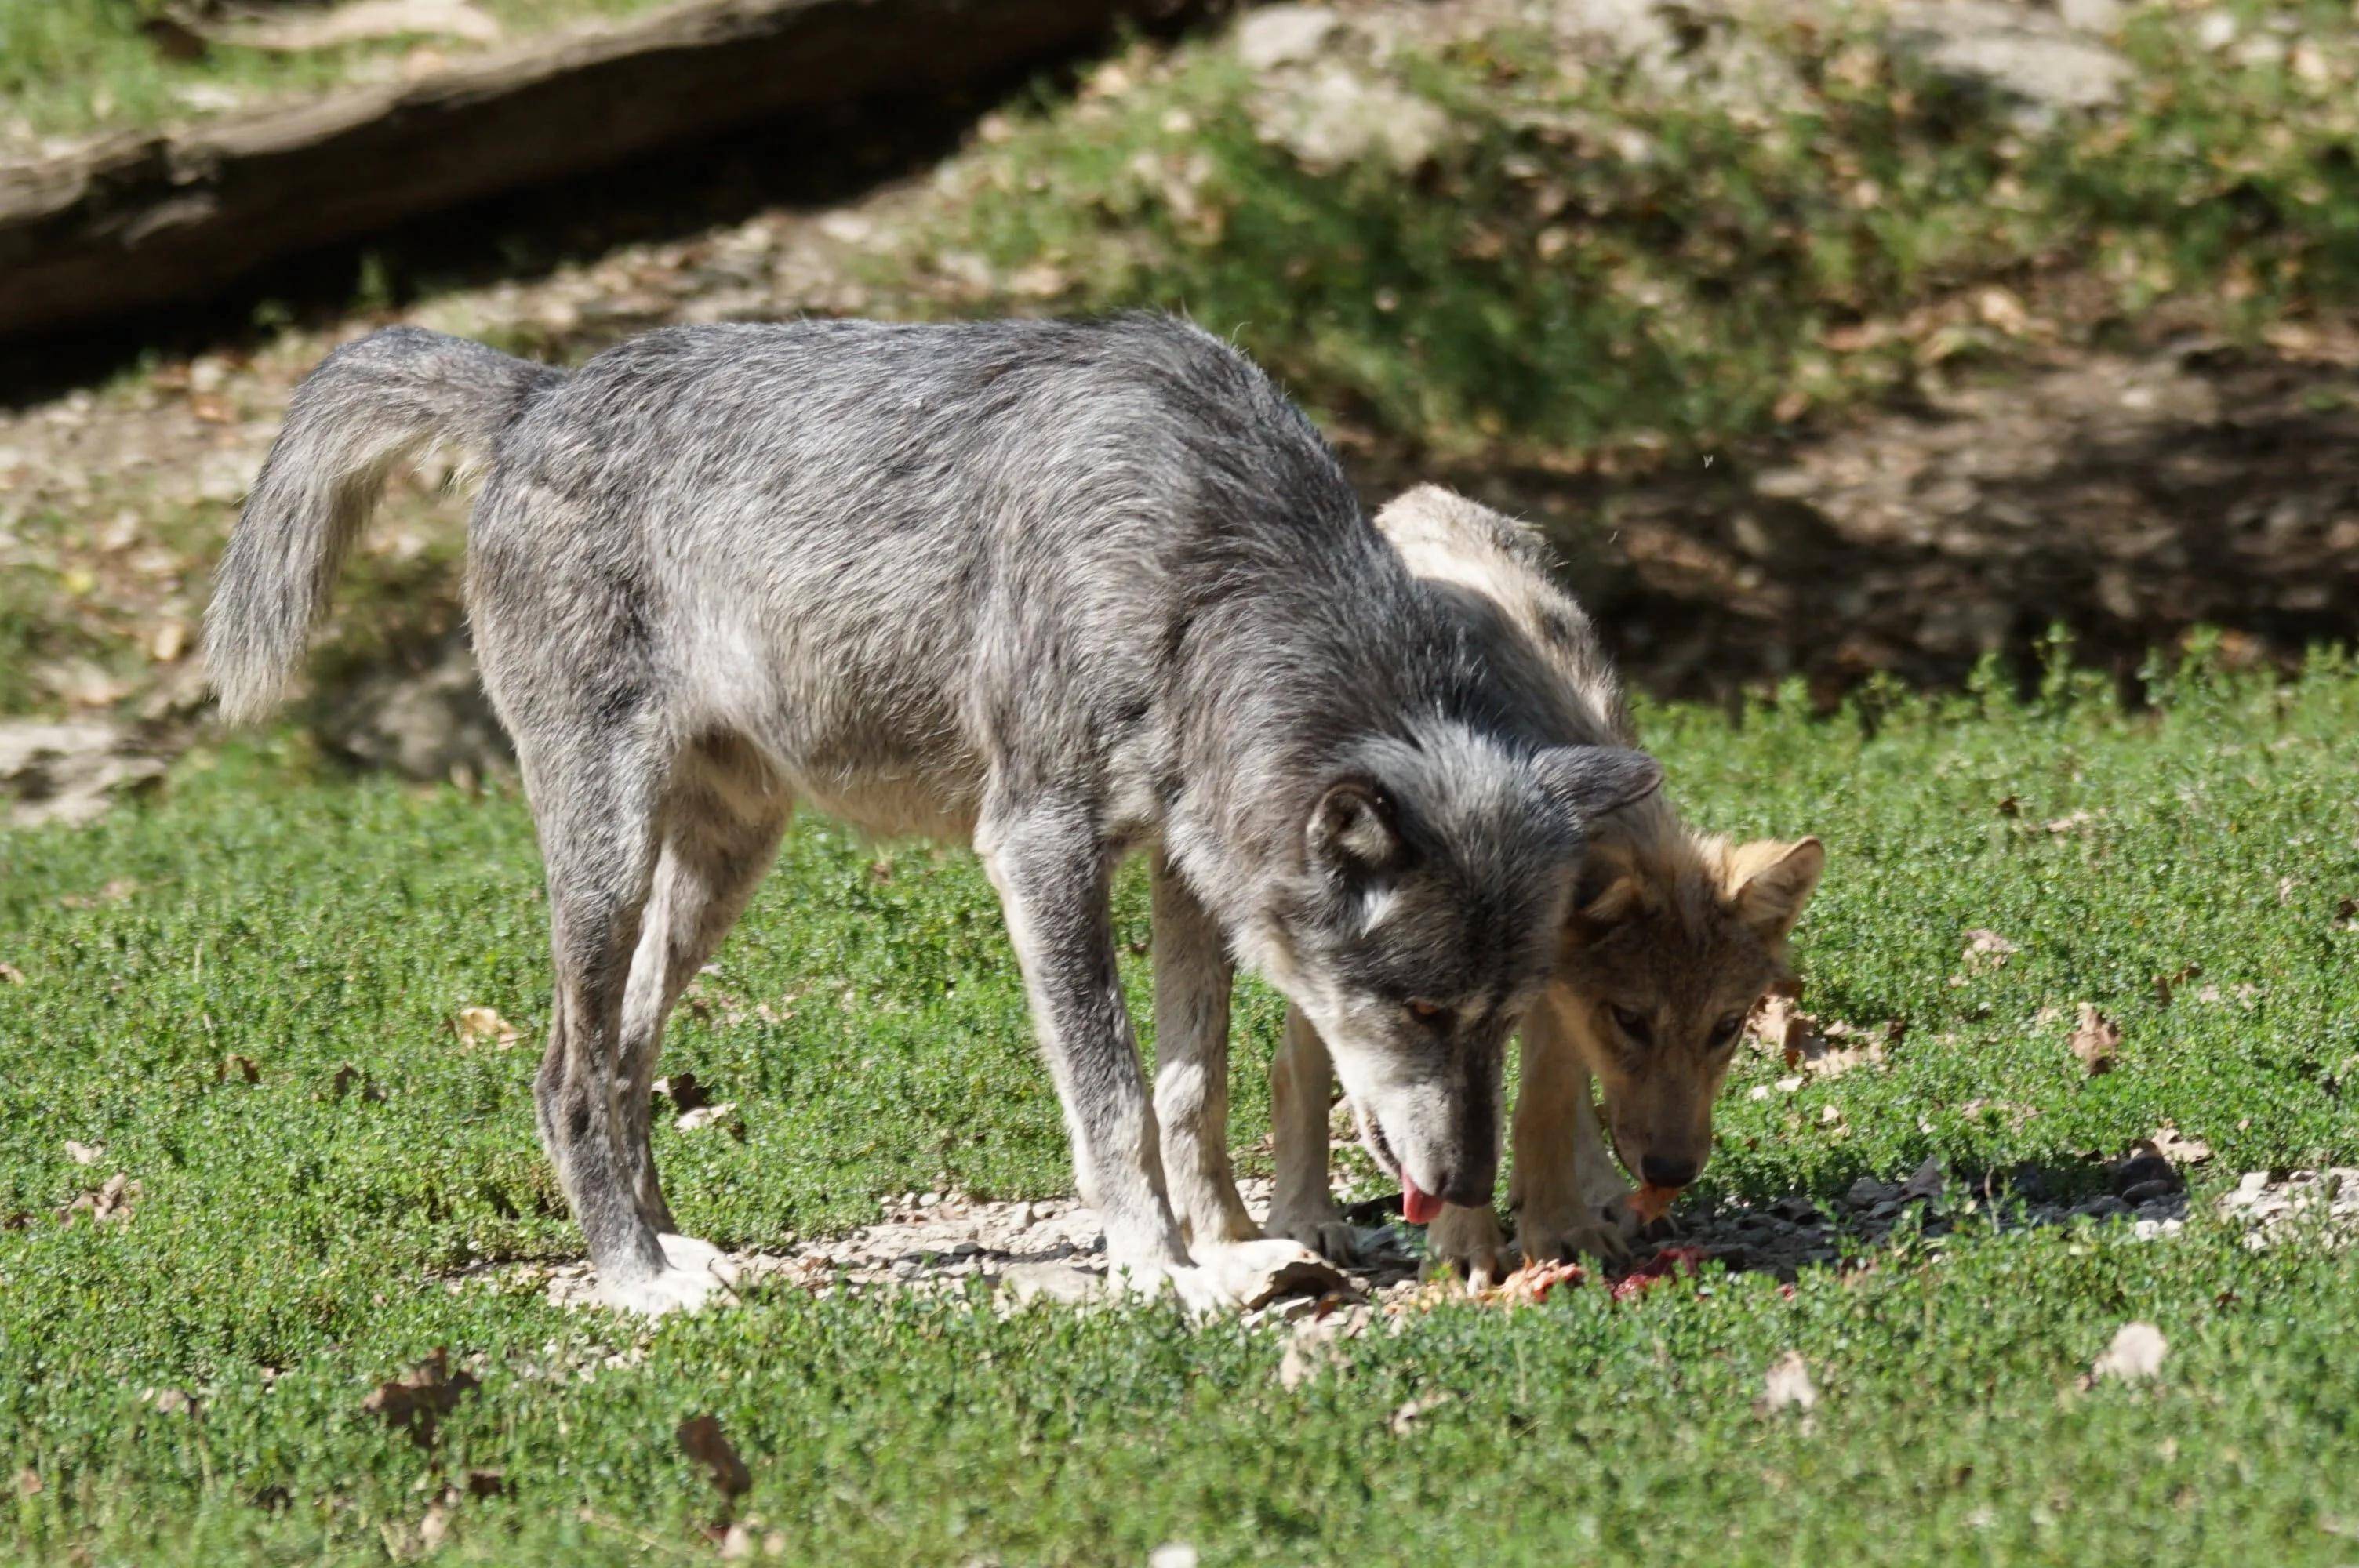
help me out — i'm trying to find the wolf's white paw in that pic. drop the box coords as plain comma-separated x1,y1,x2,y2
1428,1203,1510,1290
595,1234,738,1317
1265,1200,1369,1266
1518,1194,1640,1265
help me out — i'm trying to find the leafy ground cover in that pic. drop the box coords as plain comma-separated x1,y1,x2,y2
909,0,2359,464
2,648,2355,1564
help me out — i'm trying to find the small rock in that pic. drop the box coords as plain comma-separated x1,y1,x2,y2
2089,1320,2168,1385
1148,1545,1200,1568
2109,1152,2179,1195
2076,1195,2132,1220
1234,4,1339,70
1888,0,2130,114
1001,1262,1101,1306
2121,1179,2177,1206
0,719,167,829
1898,1157,1946,1203
1758,1350,1819,1413
1846,1176,1896,1209
1253,66,1451,174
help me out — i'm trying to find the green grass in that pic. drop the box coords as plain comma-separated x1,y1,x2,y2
3,647,2357,1564
896,0,2359,462
0,0,680,147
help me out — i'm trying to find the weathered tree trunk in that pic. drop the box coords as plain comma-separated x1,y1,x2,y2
0,0,1182,339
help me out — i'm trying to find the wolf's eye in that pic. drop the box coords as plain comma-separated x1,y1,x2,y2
1709,1013,1746,1049
1405,999,1445,1025
1609,1005,1652,1046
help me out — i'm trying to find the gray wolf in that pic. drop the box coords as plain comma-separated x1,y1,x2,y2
205,316,1662,1313
1264,485,1822,1283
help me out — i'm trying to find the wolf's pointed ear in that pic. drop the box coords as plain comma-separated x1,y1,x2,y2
1539,746,1663,822
1570,841,1645,931
1308,779,1402,873
1725,837,1825,939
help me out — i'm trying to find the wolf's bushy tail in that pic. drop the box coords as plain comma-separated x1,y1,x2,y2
203,326,559,724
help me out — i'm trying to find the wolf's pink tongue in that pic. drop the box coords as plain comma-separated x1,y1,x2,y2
1401,1179,1445,1225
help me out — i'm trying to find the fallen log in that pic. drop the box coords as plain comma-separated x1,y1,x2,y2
0,0,1183,339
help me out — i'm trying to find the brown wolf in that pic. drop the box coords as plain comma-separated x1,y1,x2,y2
1266,485,1823,1281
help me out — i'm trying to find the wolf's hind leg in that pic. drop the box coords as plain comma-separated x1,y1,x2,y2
616,734,791,1236
518,728,722,1313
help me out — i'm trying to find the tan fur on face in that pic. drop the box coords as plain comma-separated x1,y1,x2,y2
1554,829,1824,1187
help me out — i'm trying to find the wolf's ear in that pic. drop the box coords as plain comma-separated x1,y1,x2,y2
1724,837,1825,939
1539,746,1663,822
1308,779,1402,873
1570,841,1646,929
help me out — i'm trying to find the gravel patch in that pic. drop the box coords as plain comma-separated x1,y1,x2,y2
460,1147,2355,1319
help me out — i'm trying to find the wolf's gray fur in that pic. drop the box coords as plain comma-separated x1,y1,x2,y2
206,314,1660,1313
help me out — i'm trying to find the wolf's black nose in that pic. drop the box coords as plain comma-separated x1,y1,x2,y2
1640,1153,1699,1190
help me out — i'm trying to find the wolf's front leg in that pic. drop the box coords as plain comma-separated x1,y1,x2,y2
1264,1007,1367,1263
1149,856,1256,1248
981,800,1268,1312
1150,862,1343,1297
1510,998,1640,1264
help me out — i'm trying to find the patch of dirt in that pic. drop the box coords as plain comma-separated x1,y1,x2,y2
456,1158,2351,1319
1397,334,2359,702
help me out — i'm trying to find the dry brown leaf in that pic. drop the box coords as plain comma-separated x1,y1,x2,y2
13,1468,38,1498
64,1139,104,1166
653,1073,711,1114
361,1348,479,1449
453,1006,522,1049
64,1172,142,1225
1962,930,2020,970
2070,1004,2120,1076
0,963,24,985
416,1497,453,1552
2088,1321,2168,1385
2149,1126,2212,1166
676,1102,743,1137
1387,1392,1456,1435
678,1414,751,1498
220,1054,260,1085
146,1387,198,1416
1750,996,1887,1078
1759,1351,1819,1412
2152,963,2201,1005
328,1065,386,1103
